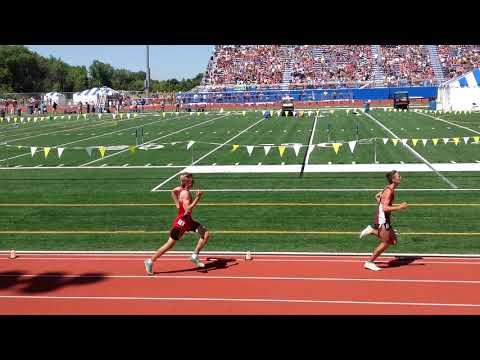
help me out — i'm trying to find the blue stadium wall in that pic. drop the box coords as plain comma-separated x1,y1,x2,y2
180,86,438,103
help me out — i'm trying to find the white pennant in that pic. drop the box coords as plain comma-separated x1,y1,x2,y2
127,113,131,119
307,144,315,155
263,146,271,156
463,137,470,144
348,141,357,153
246,146,254,156
442,138,450,144
112,114,116,119
401,139,408,145
186,141,195,150
30,147,37,157
293,143,302,157
421,139,428,146
57,147,65,158
383,138,389,144
86,147,93,157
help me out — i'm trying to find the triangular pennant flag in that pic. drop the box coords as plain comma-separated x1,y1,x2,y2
299,110,304,117
112,113,116,119
197,112,201,116
27,118,31,123
83,114,87,119
293,144,302,157
97,114,102,119
432,138,439,146
14,117,17,123
99,146,107,158
421,139,428,146
463,137,470,144
348,141,357,153
246,145,254,156
76,115,80,120
186,141,195,150
346,109,350,115
401,139,408,145
171,142,178,146
134,113,138,118
120,114,124,119
231,144,240,152
264,146,271,156
473,136,480,144
43,147,51,159
30,146,37,157
412,139,419,147
330,109,335,114
308,111,312,116
442,138,450,144
86,147,93,157
293,111,297,117
270,110,274,117
307,144,315,155
278,146,286,158
54,116,58,120
129,145,136,153
68,115,71,120
392,139,399,146
57,147,65,158
383,138,389,144
332,143,342,154
242,111,246,117
277,110,281,117
453,137,460,146
127,113,131,119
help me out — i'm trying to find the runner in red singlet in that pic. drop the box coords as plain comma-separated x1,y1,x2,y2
144,173,210,275
361,170,408,271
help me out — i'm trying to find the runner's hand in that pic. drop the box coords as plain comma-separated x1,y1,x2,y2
196,190,203,198
400,202,408,209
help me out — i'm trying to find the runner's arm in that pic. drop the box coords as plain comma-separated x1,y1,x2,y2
171,186,182,208
181,190,203,213
380,189,408,212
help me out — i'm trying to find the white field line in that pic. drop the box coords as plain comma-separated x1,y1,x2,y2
147,188,480,192
416,112,480,135
80,114,229,166
3,250,480,258
151,118,265,191
363,112,458,189
2,273,480,285
0,114,189,163
304,114,319,165
0,295,478,308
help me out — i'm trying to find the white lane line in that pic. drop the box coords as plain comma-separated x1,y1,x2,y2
80,114,228,166
2,273,480,285
0,295,478,308
304,114,319,166
151,117,264,191
363,112,458,189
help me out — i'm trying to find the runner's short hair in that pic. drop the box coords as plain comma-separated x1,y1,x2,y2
386,170,398,184
180,173,193,188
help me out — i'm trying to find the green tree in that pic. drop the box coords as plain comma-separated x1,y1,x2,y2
89,60,114,87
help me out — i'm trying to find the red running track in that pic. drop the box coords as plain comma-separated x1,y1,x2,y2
1,253,480,315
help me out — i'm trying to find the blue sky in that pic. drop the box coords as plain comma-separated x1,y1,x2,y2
27,45,214,81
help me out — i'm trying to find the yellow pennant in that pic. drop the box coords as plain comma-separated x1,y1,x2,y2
83,114,87,119
242,111,246,117
43,147,51,159
162,112,166,117
99,146,107,158
391,139,399,146
432,138,439,146
134,113,138,118
231,144,240,152
14,117,17,123
129,145,136,153
412,139,419,147
278,145,286,158
0,118,3,123
452,137,460,146
474,136,480,144
27,118,31,123
299,110,304,117
120,114,124,119
332,143,342,154
17,145,22,149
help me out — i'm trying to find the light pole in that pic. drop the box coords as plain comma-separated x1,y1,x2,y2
145,45,151,99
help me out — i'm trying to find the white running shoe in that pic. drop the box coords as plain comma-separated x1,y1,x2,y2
190,255,205,268
359,225,375,238
364,261,381,271
144,258,154,275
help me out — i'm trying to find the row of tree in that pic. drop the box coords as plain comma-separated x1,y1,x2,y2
0,45,203,94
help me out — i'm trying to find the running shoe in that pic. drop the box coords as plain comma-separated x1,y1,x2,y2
144,258,154,275
359,225,375,238
190,255,205,268
364,261,381,271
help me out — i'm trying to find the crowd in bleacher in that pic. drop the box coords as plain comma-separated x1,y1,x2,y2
201,45,480,90
438,45,480,80
379,45,436,86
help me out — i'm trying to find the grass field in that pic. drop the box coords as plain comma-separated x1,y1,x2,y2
1,108,480,254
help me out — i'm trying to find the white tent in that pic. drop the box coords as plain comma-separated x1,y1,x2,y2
44,92,66,106
437,68,480,111
72,87,119,105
